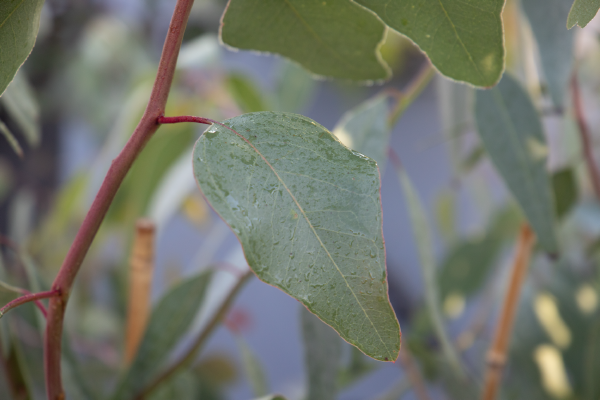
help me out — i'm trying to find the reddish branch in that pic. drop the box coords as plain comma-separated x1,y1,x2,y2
157,115,213,125
43,0,196,398
571,72,600,200
481,225,535,400
0,290,58,318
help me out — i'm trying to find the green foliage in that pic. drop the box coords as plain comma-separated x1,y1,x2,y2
475,73,558,252
221,0,389,82
236,336,269,398
552,168,578,219
301,306,342,399
0,0,44,96
356,0,505,87
522,0,574,107
112,271,212,399
567,0,600,28
192,112,400,361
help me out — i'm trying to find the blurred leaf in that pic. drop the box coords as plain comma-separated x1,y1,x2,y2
0,121,23,158
193,112,400,361
0,72,40,147
177,34,221,70
583,319,600,399
461,146,484,172
435,190,456,245
552,168,578,219
371,378,410,400
394,162,464,376
112,270,212,399
338,345,377,389
147,370,198,400
194,353,237,386
438,206,521,301
333,93,392,171
0,1,44,96
437,78,474,173
522,0,574,107
253,396,287,400
301,306,342,399
227,74,268,113
273,60,315,113
237,336,268,398
567,0,600,28
220,0,389,82
356,0,504,87
475,73,558,252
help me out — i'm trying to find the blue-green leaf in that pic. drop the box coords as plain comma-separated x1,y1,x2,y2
567,0,600,28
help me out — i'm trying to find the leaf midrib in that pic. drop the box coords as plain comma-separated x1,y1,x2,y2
213,120,393,359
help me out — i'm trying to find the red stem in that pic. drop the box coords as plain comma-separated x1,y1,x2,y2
0,290,57,318
158,115,213,125
43,1,195,398
571,72,600,200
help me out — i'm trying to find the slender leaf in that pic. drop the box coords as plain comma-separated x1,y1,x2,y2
0,121,23,158
220,0,389,82
394,163,465,377
356,0,505,87
522,0,574,107
552,168,578,219
333,93,392,171
227,74,268,113
301,306,342,400
237,336,268,398
193,112,400,361
475,73,558,252
567,0,600,28
273,61,315,113
0,0,44,96
0,72,40,146
147,370,198,400
112,271,213,399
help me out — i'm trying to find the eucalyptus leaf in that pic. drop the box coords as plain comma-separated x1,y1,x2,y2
552,168,578,219
567,0,600,28
237,336,268,398
0,71,40,147
356,0,504,87
0,121,23,158
220,0,389,82
333,93,392,171
301,306,342,400
112,271,212,399
193,112,400,361
227,74,267,113
0,0,44,96
522,0,574,107
147,370,198,400
475,73,558,252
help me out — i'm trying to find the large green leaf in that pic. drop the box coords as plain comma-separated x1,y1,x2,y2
0,0,44,96
567,0,600,28
522,0,574,107
301,306,342,399
475,73,558,252
192,112,400,361
220,0,389,82
356,0,504,87
333,93,392,171
112,271,212,399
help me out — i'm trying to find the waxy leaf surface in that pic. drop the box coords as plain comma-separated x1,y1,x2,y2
220,0,389,82
193,112,400,361
475,74,558,252
0,0,44,96
356,0,504,87
522,0,574,107
567,0,600,28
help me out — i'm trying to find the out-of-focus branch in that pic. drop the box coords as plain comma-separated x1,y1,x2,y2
482,225,535,400
571,72,600,200
397,349,431,400
0,290,58,318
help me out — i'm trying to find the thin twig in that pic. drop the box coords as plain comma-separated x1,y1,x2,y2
397,349,431,400
43,1,196,398
388,62,436,128
157,115,213,125
481,225,535,400
571,72,600,200
0,290,58,318
135,271,252,399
